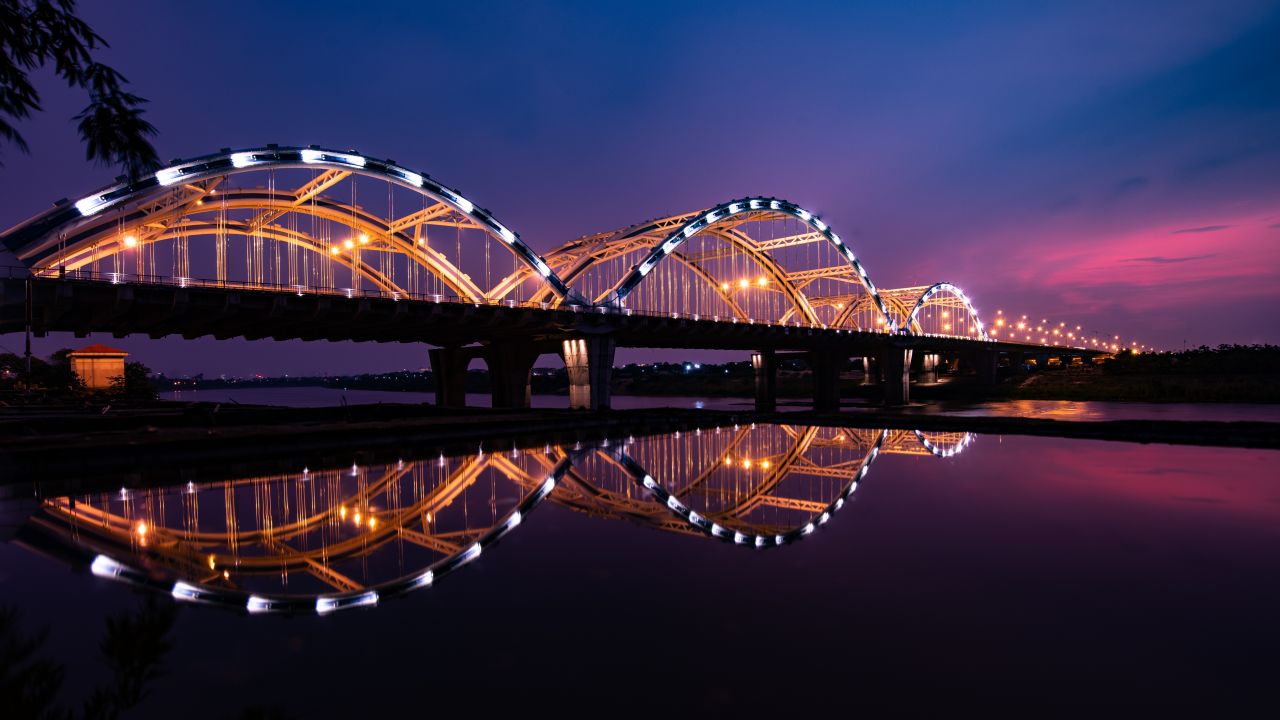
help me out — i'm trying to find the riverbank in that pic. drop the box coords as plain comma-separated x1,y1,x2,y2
1006,366,1280,403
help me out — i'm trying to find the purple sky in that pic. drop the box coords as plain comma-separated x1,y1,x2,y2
1,0,1277,376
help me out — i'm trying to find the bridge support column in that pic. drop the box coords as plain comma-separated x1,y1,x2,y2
919,352,940,383
752,350,777,412
860,356,876,385
809,350,843,412
485,341,540,409
973,348,999,385
429,347,469,408
563,336,615,411
880,348,913,406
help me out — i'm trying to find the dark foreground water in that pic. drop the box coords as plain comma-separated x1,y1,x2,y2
2,424,1277,716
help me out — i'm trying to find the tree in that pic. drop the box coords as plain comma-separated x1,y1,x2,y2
44,347,83,393
109,360,155,399
0,0,159,176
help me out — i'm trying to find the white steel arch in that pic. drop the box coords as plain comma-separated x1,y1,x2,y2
602,197,898,331
902,282,989,340
1,145,575,302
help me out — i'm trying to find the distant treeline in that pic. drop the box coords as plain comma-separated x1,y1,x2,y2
1102,345,1280,375
1012,345,1280,403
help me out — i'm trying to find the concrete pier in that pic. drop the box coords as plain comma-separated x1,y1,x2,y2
563,336,616,410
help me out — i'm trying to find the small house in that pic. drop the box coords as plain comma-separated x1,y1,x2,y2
68,344,129,390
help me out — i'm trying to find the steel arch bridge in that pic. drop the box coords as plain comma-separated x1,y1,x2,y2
2,145,989,340
20,424,972,615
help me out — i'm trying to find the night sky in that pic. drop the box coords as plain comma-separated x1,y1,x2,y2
1,0,1277,376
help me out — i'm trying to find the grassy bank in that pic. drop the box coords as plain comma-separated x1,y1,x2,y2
1010,368,1280,402
1007,345,1280,403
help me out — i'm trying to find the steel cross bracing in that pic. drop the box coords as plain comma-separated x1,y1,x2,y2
0,144,1055,344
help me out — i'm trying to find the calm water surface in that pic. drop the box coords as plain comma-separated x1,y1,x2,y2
2,423,1276,715
162,386,1280,421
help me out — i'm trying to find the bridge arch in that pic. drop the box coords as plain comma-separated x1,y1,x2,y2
1,146,574,303
902,282,988,340
595,198,897,331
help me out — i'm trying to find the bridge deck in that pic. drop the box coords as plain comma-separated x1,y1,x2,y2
0,277,1106,358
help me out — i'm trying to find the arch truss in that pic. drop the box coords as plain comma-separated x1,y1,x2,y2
1,145,994,340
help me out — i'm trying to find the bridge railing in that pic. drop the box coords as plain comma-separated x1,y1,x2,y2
22,266,575,310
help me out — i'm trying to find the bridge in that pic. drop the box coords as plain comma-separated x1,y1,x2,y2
15,423,972,615
1,145,1107,407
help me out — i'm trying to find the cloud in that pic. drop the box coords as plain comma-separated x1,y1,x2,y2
1171,225,1230,234
1123,254,1217,264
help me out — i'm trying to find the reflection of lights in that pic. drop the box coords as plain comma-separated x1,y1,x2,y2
316,591,378,615
135,521,148,538
459,543,483,564
91,554,125,578
172,582,202,601
339,505,348,520
207,554,217,570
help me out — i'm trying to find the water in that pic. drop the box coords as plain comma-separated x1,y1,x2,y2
163,386,757,411
910,398,1280,422
2,424,1276,714
161,386,1280,421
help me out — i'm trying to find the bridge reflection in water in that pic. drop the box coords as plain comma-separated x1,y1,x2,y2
21,425,971,615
